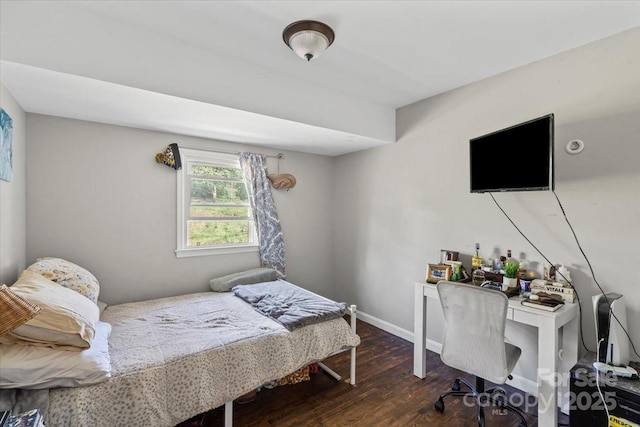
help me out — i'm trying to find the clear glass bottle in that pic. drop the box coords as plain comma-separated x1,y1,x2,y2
518,259,528,279
505,249,519,268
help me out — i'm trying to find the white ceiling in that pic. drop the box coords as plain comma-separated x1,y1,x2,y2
1,1,639,156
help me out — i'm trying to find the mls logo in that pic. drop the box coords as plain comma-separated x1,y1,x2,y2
491,408,509,416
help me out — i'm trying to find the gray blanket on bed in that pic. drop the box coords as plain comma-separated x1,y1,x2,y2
232,280,347,331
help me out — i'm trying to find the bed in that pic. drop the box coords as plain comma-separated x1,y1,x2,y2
0,261,360,427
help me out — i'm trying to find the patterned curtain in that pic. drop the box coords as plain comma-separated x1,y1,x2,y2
239,152,286,279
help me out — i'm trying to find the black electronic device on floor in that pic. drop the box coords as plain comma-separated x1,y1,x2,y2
569,352,640,427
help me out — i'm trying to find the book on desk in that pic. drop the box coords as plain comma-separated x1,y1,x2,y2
521,292,565,312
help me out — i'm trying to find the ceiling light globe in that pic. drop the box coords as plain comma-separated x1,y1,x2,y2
289,31,330,61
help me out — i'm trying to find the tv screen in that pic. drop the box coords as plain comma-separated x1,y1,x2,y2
470,114,554,193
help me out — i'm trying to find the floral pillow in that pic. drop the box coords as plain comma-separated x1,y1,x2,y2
26,257,99,304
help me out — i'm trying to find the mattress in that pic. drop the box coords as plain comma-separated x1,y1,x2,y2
46,291,360,426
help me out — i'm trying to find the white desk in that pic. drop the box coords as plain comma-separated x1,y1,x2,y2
414,281,579,427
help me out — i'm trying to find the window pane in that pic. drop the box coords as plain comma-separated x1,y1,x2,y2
191,179,248,204
191,165,243,179
187,220,250,246
190,206,249,218
178,149,257,255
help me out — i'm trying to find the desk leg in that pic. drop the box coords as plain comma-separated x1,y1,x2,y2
537,318,559,427
413,285,427,378
560,313,580,414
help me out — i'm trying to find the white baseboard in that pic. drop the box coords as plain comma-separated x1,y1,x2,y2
355,310,439,350
355,310,414,342
426,339,442,354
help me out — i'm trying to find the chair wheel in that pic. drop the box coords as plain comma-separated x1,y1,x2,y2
434,399,445,412
452,379,461,391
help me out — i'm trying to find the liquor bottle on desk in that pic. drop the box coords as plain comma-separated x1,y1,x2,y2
471,243,483,271
517,259,529,279
471,243,485,285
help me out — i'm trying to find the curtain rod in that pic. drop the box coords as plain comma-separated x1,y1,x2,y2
178,144,283,159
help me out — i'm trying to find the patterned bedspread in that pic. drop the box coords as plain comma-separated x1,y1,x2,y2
46,291,360,427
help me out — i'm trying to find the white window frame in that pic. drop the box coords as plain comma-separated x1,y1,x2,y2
176,148,258,258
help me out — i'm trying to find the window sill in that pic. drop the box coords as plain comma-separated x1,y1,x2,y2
175,244,259,258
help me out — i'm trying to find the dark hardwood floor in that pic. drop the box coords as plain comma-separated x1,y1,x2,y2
177,318,570,426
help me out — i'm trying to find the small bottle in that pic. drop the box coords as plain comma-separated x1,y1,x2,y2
518,260,528,279
557,264,572,285
471,243,483,271
472,268,485,286
505,249,519,267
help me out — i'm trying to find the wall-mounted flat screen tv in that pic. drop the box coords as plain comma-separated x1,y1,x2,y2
470,114,554,193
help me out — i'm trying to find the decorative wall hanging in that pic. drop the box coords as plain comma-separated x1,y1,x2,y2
267,173,296,190
155,143,182,170
267,153,296,190
0,108,13,182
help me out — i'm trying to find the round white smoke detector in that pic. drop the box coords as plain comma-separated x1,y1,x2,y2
565,139,585,155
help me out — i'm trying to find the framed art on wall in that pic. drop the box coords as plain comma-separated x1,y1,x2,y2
0,109,13,182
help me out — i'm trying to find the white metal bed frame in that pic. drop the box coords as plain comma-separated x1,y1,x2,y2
222,304,358,427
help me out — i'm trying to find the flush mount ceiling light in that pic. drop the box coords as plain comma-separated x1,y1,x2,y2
282,20,335,62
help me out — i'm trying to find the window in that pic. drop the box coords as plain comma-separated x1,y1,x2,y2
176,148,257,257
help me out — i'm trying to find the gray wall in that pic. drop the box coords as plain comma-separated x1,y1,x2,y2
25,116,334,305
333,26,640,365
0,83,26,285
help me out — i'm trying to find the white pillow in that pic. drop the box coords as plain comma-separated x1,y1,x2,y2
0,321,112,389
0,271,99,350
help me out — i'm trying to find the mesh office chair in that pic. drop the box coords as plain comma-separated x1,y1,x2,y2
434,281,528,427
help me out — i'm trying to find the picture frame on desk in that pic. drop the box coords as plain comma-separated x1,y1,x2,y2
426,264,451,284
